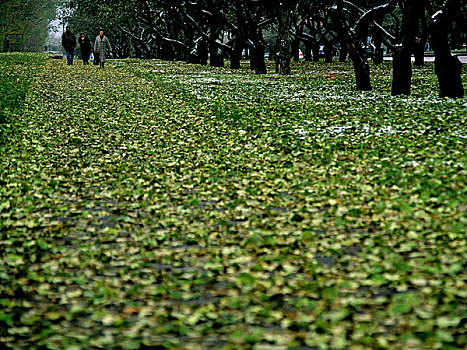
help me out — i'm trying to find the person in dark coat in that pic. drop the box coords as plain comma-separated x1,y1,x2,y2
3,36,10,52
78,33,92,65
61,26,76,65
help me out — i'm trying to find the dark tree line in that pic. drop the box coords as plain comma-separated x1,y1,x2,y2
66,0,466,97
1,0,62,52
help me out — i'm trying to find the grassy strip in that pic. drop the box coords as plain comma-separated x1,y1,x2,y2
1,57,466,349
0,53,46,146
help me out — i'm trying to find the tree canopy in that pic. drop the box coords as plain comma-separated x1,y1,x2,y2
1,0,63,52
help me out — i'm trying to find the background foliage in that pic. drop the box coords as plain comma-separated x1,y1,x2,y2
1,0,63,52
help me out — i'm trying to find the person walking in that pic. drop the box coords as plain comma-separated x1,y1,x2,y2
3,36,10,52
78,33,92,65
94,31,112,69
62,26,76,65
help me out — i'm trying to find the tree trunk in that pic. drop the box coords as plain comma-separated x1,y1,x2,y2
231,2,246,69
372,32,384,65
268,43,275,61
391,0,419,96
209,44,224,67
230,41,243,69
413,39,425,66
304,41,312,61
323,43,333,63
312,42,320,62
292,38,300,62
373,45,384,64
431,3,464,97
198,39,208,66
275,9,292,75
391,45,412,95
250,45,266,74
348,43,372,90
413,18,428,66
249,27,266,74
339,43,347,62
371,17,384,65
331,3,371,90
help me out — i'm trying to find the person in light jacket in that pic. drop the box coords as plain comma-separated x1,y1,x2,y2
94,30,112,69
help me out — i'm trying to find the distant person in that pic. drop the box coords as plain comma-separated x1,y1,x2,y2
78,33,92,65
94,30,112,69
62,26,76,65
3,36,10,52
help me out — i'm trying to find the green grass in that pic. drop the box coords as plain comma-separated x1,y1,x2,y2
0,56,466,349
0,53,46,145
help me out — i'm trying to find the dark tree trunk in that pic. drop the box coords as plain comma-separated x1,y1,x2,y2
161,42,175,61
198,39,208,65
206,9,224,68
292,24,303,62
372,32,383,64
391,0,420,96
268,43,275,61
373,46,384,64
304,41,312,61
250,45,266,74
312,42,320,62
372,17,384,65
209,44,224,67
339,43,348,62
230,41,243,69
430,1,464,97
292,38,300,62
231,2,246,69
323,43,333,63
331,2,372,90
348,43,372,90
275,8,292,75
433,55,463,97
413,40,425,66
248,22,267,73
249,29,266,73
414,15,428,66
391,45,412,95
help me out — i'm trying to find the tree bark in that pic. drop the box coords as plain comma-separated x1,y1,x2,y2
323,43,333,63
331,1,372,90
312,42,320,62
249,26,266,73
391,0,419,96
230,41,243,69
292,38,300,62
198,39,208,65
250,45,267,73
391,45,412,95
304,40,312,61
339,43,348,62
413,39,425,66
372,18,384,65
431,2,464,97
348,43,372,90
413,14,428,66
275,8,292,75
230,2,246,69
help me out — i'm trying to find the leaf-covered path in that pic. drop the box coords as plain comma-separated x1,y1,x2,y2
1,56,466,349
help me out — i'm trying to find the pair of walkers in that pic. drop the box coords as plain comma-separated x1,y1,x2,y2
62,26,112,68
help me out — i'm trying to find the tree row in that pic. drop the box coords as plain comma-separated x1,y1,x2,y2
65,0,466,97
